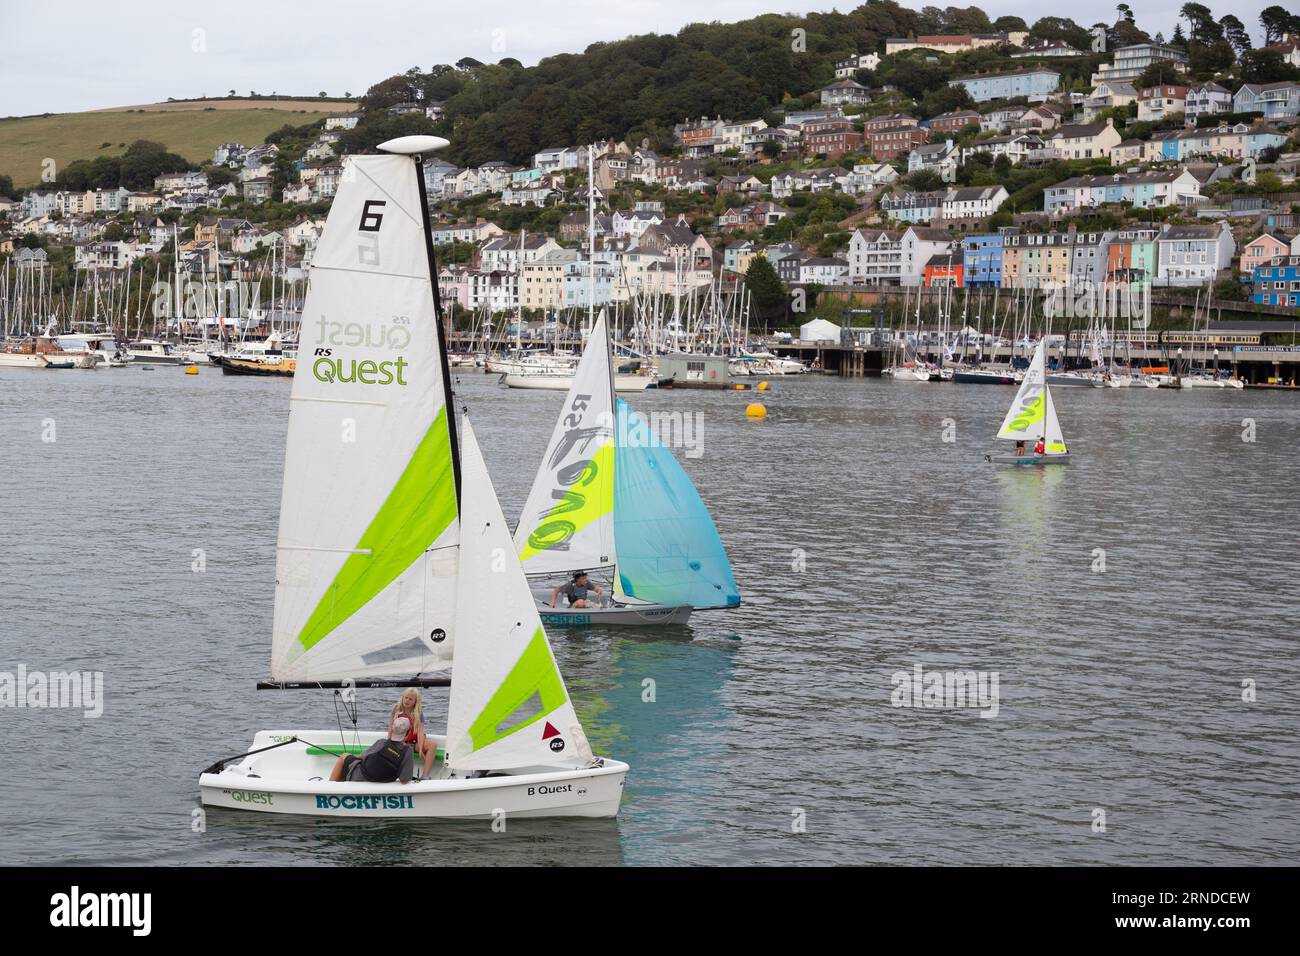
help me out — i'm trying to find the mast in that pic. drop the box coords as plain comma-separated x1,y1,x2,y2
587,143,595,335
415,149,462,504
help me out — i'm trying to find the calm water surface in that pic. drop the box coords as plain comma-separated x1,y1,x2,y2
1,364,1297,865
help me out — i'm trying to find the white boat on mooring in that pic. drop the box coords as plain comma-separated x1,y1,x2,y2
127,339,188,365
199,136,627,819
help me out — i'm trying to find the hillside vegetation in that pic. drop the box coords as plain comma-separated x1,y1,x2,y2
0,105,338,187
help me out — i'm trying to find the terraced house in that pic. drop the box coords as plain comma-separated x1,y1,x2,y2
868,124,929,160
1000,231,1075,288
1047,118,1122,161
961,232,1007,287
1155,222,1235,287
1043,170,1201,212
948,67,1060,104
1106,227,1161,288
1252,256,1300,307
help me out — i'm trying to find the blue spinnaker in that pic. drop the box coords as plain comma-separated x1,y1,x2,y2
613,400,740,609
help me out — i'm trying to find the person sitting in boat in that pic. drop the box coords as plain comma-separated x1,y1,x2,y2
328,716,414,784
1033,437,1046,456
391,687,437,779
1015,440,1026,456
551,571,602,609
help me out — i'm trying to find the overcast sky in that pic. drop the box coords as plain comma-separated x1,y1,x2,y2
0,1,1278,117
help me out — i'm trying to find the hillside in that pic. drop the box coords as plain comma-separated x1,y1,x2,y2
0,102,347,187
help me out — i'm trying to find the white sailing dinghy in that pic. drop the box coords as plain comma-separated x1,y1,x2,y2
199,137,626,818
513,311,740,627
986,341,1070,466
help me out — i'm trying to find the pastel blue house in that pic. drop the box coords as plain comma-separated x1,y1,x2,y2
1233,82,1300,121
962,233,1004,286
1252,256,1300,307
1247,128,1287,157
948,68,1060,104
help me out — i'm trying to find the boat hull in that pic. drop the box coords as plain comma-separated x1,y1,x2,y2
501,372,653,392
213,354,296,376
539,603,693,627
987,453,1070,466
952,370,1016,385
1045,373,1098,387
198,731,626,818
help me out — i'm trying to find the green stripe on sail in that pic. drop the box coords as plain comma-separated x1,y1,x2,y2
466,628,567,753
296,407,456,652
519,440,615,562
1000,393,1045,437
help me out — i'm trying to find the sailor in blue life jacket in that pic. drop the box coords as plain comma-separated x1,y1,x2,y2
328,716,415,784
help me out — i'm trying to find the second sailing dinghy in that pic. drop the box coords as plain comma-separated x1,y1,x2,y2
513,311,740,626
199,136,626,818
986,341,1070,466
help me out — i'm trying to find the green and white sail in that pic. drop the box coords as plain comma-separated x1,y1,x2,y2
997,341,1068,454
446,417,593,772
512,311,617,576
271,148,459,683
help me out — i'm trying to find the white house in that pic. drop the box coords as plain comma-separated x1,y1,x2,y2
1155,222,1235,287
842,163,899,195
1184,82,1233,126
940,186,1008,220
1080,82,1137,122
770,168,846,199
908,139,958,180
835,53,882,78
960,133,1045,166
1048,118,1122,161
799,256,850,284
1137,85,1188,122
820,79,870,106
900,225,955,286
847,228,903,284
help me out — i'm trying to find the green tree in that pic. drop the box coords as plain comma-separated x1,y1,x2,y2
1221,16,1252,58
743,254,786,327
1260,6,1299,45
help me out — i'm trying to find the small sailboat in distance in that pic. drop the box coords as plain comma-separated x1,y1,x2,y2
986,341,1070,466
199,135,626,818
513,310,739,626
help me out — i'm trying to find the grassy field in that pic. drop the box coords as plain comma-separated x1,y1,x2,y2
0,100,354,187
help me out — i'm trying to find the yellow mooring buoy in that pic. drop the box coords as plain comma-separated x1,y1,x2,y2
185,366,199,375
746,402,767,418
756,380,769,391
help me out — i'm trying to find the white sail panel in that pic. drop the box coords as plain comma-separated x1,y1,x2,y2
1043,385,1068,454
997,342,1048,442
271,153,458,683
447,418,592,772
512,311,617,576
